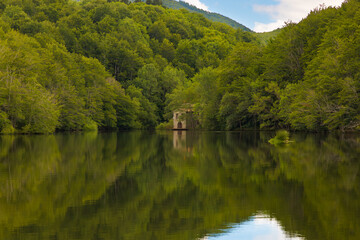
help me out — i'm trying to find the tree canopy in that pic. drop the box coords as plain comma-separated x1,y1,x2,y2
0,0,359,133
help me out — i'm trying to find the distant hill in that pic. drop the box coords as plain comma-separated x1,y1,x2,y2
254,28,282,45
129,0,252,31
162,0,252,32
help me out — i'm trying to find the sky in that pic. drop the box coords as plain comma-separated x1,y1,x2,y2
176,0,345,32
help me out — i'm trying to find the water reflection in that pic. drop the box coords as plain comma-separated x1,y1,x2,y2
0,131,359,239
204,214,304,240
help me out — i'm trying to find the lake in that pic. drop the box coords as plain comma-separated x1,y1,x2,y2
0,131,359,240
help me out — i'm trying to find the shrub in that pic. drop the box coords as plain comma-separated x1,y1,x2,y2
269,130,290,145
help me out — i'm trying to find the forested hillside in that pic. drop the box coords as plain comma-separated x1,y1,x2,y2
128,0,251,31
0,0,254,133
0,0,359,133
167,0,360,131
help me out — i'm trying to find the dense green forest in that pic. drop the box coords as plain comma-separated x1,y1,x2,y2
0,0,359,133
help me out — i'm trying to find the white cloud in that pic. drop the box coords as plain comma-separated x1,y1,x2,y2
177,0,209,11
253,0,344,32
254,20,285,33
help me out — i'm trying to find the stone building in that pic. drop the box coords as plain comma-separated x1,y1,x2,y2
173,109,196,130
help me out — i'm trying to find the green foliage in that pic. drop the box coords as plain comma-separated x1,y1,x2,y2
0,0,359,133
254,28,281,45
184,0,360,131
126,85,158,129
156,118,173,129
269,130,290,145
0,14,140,133
217,42,263,130
273,2,360,131
2,5,30,30
0,111,14,134
21,83,60,134
83,119,98,131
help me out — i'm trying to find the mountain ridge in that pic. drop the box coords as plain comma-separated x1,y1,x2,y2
162,0,252,32
129,0,252,31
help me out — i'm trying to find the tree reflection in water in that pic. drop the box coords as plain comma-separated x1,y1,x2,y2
0,131,359,240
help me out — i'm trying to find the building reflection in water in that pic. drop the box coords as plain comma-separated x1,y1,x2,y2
173,130,193,153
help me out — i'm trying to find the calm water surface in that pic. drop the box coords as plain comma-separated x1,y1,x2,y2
0,131,359,240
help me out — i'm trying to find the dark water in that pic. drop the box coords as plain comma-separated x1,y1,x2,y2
0,131,359,240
